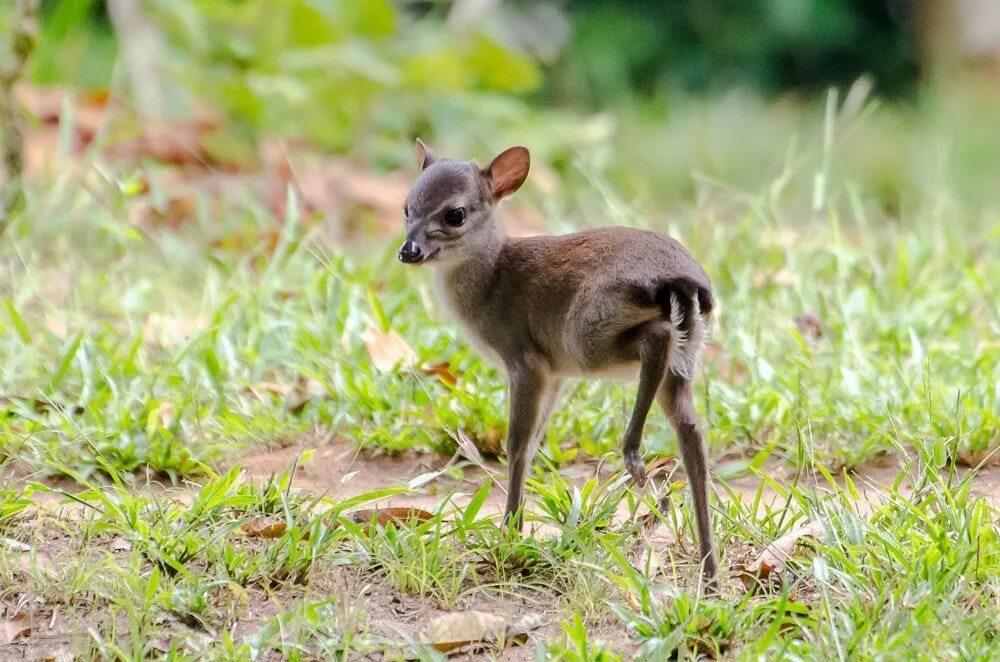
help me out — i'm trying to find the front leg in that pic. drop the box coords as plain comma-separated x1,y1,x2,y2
502,362,555,532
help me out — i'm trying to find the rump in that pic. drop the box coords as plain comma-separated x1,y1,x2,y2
654,278,709,379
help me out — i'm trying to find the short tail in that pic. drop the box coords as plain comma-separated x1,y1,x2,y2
653,278,710,379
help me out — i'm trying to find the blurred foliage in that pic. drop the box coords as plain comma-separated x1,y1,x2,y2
14,0,925,168
12,0,1000,220
99,0,579,169
146,0,542,157
33,0,117,89
549,0,921,105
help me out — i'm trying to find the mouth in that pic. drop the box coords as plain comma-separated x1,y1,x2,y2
399,247,441,265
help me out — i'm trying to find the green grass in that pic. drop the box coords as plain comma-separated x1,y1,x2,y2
2,85,999,657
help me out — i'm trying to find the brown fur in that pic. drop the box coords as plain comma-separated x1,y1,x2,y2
400,142,719,589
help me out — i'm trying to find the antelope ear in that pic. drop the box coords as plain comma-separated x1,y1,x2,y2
415,138,436,170
483,146,530,201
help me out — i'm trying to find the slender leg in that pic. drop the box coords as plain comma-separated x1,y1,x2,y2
502,364,553,531
532,379,562,442
622,327,671,487
658,372,718,590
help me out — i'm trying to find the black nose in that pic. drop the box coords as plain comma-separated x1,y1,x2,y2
398,240,423,264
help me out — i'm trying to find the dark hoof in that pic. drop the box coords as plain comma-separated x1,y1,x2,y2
625,455,647,487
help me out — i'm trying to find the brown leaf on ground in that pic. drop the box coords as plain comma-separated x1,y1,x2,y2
18,550,52,572
284,155,410,238
753,269,800,287
106,118,228,168
955,445,1000,467
740,521,824,591
241,518,287,539
2,613,32,644
455,427,505,460
420,610,511,653
156,402,176,428
703,343,748,384
347,507,434,529
210,226,283,255
793,312,824,342
646,456,677,479
361,328,417,372
455,429,486,465
420,361,458,387
109,537,132,553
628,538,666,578
481,427,504,456
286,375,326,414
146,194,199,229
1,537,31,552
143,313,207,349
17,83,109,158
0,395,84,416
34,646,73,662
258,381,291,396
506,612,543,645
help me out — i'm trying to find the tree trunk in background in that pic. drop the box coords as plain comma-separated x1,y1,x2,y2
106,0,167,120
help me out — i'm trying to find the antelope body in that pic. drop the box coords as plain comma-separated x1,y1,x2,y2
399,141,718,586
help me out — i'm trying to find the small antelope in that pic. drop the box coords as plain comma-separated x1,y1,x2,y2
399,140,718,585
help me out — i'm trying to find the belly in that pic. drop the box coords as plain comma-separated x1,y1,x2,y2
555,361,640,381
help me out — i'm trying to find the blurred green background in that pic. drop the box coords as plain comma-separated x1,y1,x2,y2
7,0,1000,217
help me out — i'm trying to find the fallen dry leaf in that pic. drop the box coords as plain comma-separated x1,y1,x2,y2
753,269,800,287
457,427,504,459
347,507,434,529
361,327,417,372
253,381,290,396
241,518,287,539
420,361,458,387
143,313,207,349
455,429,485,465
481,427,504,456
33,646,73,662
1,537,31,552
420,610,509,653
0,395,85,416
109,537,132,553
628,538,666,578
2,613,31,644
506,612,543,644
793,312,824,343
287,375,325,414
106,117,229,169
156,402,176,428
18,550,53,572
740,521,825,591
954,444,1000,467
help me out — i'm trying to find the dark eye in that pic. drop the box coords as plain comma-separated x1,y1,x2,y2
444,207,466,227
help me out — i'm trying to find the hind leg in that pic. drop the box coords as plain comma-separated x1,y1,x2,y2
622,324,671,487
658,372,718,589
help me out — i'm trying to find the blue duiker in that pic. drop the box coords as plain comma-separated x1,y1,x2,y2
399,140,718,586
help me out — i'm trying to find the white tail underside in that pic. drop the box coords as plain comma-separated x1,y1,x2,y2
667,291,707,379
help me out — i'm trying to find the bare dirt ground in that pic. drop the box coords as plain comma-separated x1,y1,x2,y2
233,436,1000,517
9,425,1000,658
227,439,1000,658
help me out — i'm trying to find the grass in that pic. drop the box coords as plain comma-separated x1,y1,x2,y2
2,82,999,657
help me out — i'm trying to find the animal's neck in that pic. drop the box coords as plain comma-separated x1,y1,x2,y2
432,221,507,313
